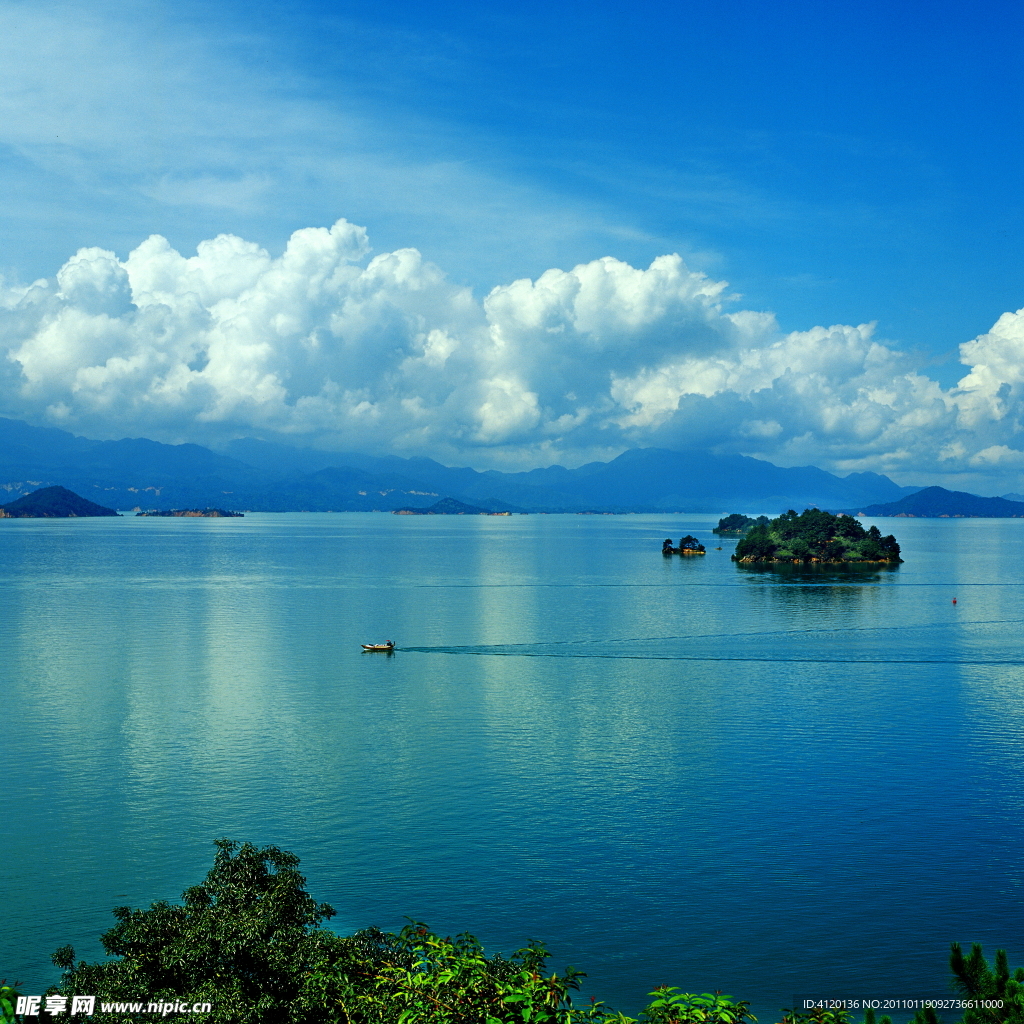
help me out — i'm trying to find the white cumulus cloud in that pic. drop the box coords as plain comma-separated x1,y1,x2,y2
2,216,1024,489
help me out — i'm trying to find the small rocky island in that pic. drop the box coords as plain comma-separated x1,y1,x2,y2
0,485,120,518
713,513,770,536
136,509,244,517
732,508,901,563
662,535,706,555
394,497,519,515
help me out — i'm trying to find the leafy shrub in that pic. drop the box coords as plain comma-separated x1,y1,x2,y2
1,983,21,1024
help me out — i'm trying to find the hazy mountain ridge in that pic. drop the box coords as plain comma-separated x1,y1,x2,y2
849,486,1024,518
0,417,923,513
223,439,921,512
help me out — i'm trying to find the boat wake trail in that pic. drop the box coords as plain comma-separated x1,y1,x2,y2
400,617,1024,665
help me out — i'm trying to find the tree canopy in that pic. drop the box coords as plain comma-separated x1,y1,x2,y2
51,840,343,1023
45,840,752,1023
713,515,769,536
677,535,705,552
732,509,901,563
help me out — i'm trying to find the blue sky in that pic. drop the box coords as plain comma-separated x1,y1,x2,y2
2,0,1024,488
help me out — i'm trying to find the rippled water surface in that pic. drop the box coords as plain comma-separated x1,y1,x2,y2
4,513,1024,1016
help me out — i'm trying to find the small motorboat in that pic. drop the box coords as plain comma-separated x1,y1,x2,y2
361,641,395,651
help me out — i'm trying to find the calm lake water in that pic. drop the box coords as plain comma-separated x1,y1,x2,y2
4,512,1024,1017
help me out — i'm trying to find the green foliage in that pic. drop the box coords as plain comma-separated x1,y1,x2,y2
641,989,755,1024
52,839,348,1023
713,515,770,536
909,1007,939,1024
778,1006,890,1024
733,509,901,564
49,841,1021,1024
48,841,766,1024
949,942,1024,1024
678,536,706,552
308,921,614,1023
0,982,21,1024
788,538,811,560
779,1006,852,1024
735,524,777,561
310,924,760,1023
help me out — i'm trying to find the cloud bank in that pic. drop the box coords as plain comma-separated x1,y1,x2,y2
2,218,1023,488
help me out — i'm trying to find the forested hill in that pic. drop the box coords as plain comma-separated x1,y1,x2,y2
851,486,1024,518
0,485,119,518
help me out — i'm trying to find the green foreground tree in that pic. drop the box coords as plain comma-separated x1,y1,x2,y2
52,840,344,1023
44,841,1021,1024
48,840,756,1023
947,942,1024,1024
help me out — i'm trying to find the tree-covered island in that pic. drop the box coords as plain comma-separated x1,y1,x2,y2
733,508,901,563
662,535,706,554
712,514,769,536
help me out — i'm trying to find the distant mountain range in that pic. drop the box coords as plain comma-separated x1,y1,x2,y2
0,416,926,514
848,486,1024,518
